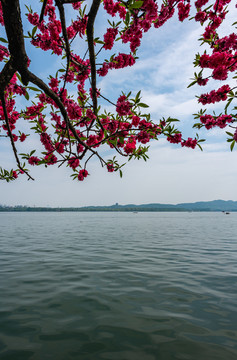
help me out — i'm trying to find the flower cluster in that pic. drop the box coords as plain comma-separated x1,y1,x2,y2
198,85,231,105
116,95,131,116
200,114,233,129
181,138,197,149
103,27,118,50
178,1,191,22
97,53,135,77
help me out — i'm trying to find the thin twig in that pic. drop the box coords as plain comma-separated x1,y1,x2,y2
55,0,71,97
0,94,34,180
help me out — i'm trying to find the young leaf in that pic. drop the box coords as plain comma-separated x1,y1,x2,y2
139,103,149,108
24,91,30,101
131,1,144,9
0,37,8,43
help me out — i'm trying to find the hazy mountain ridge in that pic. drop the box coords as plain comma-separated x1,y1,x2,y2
177,200,237,211
0,200,237,211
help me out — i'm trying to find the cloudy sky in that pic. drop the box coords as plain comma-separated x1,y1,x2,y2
0,1,236,207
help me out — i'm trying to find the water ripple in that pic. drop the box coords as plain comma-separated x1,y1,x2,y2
0,212,237,359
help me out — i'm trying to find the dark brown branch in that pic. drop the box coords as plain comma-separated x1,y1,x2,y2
86,0,101,114
0,58,15,93
55,0,72,96
39,0,48,23
1,0,29,85
55,0,71,58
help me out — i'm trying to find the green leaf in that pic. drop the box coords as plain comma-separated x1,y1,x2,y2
131,1,144,9
0,37,8,43
135,90,141,103
24,91,29,101
167,118,179,122
230,141,235,151
30,150,36,156
32,26,37,38
197,143,203,151
187,80,197,88
125,12,130,25
139,103,149,108
27,86,41,92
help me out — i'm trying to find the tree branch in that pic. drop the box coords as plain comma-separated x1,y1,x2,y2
86,0,101,115
0,58,15,93
55,0,72,95
39,0,48,23
1,0,29,85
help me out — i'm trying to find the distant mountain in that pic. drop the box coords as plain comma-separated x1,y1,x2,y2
0,200,237,212
177,200,237,211
79,200,237,211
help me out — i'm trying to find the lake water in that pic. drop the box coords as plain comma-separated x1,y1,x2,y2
0,211,237,360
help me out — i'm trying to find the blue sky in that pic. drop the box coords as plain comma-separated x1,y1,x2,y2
0,1,236,207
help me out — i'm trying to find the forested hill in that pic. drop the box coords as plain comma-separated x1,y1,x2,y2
0,200,237,212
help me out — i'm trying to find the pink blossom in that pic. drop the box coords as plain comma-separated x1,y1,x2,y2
28,12,39,26
195,0,209,8
124,137,136,154
55,142,65,154
178,1,191,22
116,95,131,116
233,129,237,142
12,134,18,142
181,138,197,149
107,163,114,172
212,66,228,80
68,157,80,169
77,144,84,153
67,25,76,39
72,2,82,10
28,156,40,166
44,153,57,165
195,11,207,22
72,17,87,37
49,77,59,91
198,85,230,105
20,133,27,142
78,169,88,181
167,133,182,144
200,114,215,129
132,115,140,127
40,133,54,152
12,171,18,179
197,77,209,86
103,27,118,50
